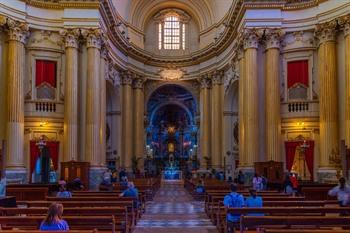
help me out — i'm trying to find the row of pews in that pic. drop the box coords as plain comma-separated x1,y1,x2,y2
185,178,350,233
1,178,160,233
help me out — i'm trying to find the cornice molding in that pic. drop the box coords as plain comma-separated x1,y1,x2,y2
20,0,99,10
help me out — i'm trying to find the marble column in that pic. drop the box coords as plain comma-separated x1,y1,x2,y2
100,45,108,166
343,17,350,147
265,29,282,162
133,77,145,172
237,46,246,166
60,29,80,162
199,77,211,168
211,71,224,169
5,19,29,182
315,21,339,181
242,29,260,171
121,72,133,171
84,29,105,189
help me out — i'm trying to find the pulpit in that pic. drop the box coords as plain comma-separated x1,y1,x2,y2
255,160,284,184
60,161,90,189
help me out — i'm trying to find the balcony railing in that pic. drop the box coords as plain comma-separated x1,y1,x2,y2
281,100,319,118
35,101,56,112
25,100,64,117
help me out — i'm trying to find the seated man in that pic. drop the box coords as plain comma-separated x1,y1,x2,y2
120,182,139,208
195,179,205,194
245,189,264,216
56,185,72,198
223,184,245,233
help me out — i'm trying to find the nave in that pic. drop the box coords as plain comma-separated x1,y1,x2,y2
134,181,218,233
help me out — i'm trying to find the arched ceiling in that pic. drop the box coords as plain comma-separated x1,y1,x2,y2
111,0,233,31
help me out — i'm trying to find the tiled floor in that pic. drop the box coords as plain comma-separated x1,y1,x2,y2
134,181,219,233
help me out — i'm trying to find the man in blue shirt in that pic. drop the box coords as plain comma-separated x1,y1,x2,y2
120,182,139,208
245,189,264,216
223,184,245,233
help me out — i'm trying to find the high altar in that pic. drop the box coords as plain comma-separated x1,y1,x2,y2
162,154,182,180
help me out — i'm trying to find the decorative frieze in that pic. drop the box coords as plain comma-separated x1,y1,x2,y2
6,18,29,44
315,20,337,44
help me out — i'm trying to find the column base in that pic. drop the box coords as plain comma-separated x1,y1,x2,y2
5,168,28,184
89,166,107,190
237,167,255,185
317,168,338,183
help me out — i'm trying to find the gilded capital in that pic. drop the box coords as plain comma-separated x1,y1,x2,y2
121,71,133,86
199,76,211,89
211,70,224,85
315,20,337,44
265,29,284,50
339,14,350,37
133,77,145,89
242,28,262,50
82,28,102,49
60,28,80,48
7,18,29,44
0,15,6,27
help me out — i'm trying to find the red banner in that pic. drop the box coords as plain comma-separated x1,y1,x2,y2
287,60,309,88
36,60,56,88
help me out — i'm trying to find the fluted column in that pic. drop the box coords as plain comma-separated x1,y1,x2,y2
60,29,80,162
121,72,133,170
265,29,282,161
237,46,246,166
243,29,260,168
199,77,211,168
133,77,145,171
5,19,29,181
343,17,350,146
84,29,102,167
211,71,224,169
100,45,108,166
315,21,339,179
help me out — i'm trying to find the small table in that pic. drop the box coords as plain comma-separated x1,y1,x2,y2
0,196,16,207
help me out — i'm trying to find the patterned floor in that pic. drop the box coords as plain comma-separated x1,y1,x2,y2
134,181,218,233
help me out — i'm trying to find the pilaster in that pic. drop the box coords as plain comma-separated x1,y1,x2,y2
5,19,29,182
315,21,339,181
199,76,211,169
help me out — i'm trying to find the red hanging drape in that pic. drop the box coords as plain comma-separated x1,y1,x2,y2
285,140,314,180
304,140,314,180
287,60,309,88
285,141,300,171
36,60,57,88
29,141,59,179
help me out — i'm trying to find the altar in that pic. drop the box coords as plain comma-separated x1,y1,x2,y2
162,160,182,180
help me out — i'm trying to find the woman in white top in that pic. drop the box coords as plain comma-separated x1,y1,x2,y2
328,177,350,206
252,173,263,191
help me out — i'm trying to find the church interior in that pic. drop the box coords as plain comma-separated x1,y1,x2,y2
0,0,350,232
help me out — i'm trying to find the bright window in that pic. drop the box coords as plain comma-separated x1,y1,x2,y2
158,14,185,50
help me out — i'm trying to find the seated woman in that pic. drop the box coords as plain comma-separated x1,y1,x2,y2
56,185,72,198
195,180,205,194
40,203,69,231
245,189,264,216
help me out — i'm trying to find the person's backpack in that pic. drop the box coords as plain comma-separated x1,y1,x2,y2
229,193,242,207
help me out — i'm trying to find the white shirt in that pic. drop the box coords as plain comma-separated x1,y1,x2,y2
328,184,350,205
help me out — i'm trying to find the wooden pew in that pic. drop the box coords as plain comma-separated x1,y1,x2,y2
0,231,97,233
240,216,350,233
0,216,122,233
220,207,350,233
264,230,350,233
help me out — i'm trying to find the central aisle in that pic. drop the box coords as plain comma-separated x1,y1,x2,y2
134,180,219,233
